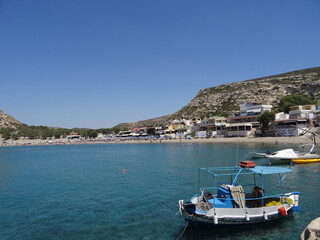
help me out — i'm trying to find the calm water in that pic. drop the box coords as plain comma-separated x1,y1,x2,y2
0,143,319,240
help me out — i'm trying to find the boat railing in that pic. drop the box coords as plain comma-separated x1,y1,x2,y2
216,193,285,201
197,193,290,209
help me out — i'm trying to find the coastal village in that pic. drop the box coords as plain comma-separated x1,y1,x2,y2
2,101,320,147
59,102,320,142
2,1,320,239
0,101,318,146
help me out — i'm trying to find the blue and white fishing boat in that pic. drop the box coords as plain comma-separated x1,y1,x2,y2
178,163,299,226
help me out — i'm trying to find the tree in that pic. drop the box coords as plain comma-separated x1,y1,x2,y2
278,94,315,113
0,127,15,140
110,127,121,134
97,128,112,135
88,130,98,138
41,128,54,139
12,134,19,140
53,128,69,139
257,111,275,136
2,133,11,140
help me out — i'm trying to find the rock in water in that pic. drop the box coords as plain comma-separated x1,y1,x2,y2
299,217,320,240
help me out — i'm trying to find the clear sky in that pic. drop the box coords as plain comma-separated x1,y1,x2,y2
1,0,320,129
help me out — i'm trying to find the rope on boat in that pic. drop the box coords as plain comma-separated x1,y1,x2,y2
176,221,189,240
167,211,180,224
200,188,210,210
242,152,252,161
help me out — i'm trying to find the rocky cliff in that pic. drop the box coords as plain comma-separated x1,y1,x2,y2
176,66,320,119
0,110,23,129
115,66,320,129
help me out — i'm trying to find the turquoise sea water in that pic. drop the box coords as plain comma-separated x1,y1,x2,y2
0,143,319,240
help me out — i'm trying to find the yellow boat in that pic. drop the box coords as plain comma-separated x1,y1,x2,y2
292,158,320,164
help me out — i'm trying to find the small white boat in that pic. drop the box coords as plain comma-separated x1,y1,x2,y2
179,163,300,227
267,144,319,165
249,151,269,159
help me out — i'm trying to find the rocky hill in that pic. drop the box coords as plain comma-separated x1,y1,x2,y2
115,66,320,129
0,110,23,129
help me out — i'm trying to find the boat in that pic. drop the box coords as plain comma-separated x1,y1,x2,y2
249,131,320,165
292,158,320,164
267,144,319,165
178,162,300,227
248,151,269,159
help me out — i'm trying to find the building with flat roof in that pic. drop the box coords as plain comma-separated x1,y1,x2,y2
226,102,272,137
240,102,272,117
289,105,316,120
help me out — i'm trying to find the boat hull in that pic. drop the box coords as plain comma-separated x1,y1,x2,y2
268,156,320,165
268,157,293,165
293,158,320,164
181,212,289,227
180,202,292,226
179,193,299,227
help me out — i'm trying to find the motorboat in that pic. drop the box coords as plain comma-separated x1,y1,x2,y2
249,131,320,165
249,151,269,159
267,144,319,165
178,162,299,227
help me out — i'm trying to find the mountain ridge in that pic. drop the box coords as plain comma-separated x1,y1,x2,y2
114,66,320,129
0,110,23,129
1,66,320,131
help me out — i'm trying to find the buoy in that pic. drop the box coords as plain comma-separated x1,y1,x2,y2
245,212,250,221
263,211,268,220
278,206,287,216
214,214,218,225
122,169,126,172
240,161,255,168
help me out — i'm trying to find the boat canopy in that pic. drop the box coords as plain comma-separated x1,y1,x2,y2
201,166,293,177
249,166,293,175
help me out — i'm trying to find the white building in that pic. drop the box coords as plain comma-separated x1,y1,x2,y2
225,123,254,137
273,119,309,137
240,102,272,117
275,112,289,121
272,105,316,137
67,133,81,140
289,105,316,120
226,102,272,137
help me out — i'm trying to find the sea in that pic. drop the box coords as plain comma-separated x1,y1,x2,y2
0,143,319,240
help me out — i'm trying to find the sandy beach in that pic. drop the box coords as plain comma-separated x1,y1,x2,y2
1,133,318,147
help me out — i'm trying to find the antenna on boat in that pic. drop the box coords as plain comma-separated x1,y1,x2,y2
236,139,239,166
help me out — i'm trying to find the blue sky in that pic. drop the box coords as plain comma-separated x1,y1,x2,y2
1,0,320,129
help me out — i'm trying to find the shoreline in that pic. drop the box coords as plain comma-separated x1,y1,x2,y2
1,135,317,147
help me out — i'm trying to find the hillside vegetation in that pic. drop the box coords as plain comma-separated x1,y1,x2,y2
1,66,320,135
114,66,320,129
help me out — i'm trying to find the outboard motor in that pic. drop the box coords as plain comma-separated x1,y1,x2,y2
183,202,196,215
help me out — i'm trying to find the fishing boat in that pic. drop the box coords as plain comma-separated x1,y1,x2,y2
178,162,299,226
292,158,320,164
